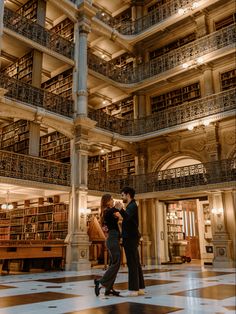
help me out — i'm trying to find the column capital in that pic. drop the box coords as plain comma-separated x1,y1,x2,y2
77,1,96,21
74,116,97,130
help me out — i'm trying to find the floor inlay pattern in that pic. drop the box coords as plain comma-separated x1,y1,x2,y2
0,263,235,314
0,292,79,308
171,284,236,300
65,302,182,314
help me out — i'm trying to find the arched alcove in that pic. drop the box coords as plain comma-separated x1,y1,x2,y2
160,156,202,171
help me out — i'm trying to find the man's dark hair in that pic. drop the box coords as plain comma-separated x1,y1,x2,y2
121,186,135,199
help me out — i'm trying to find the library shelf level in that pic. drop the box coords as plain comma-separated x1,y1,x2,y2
88,149,135,177
166,202,191,264
0,119,30,154
0,195,68,273
151,82,201,113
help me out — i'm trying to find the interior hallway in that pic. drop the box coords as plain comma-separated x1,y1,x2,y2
0,262,235,314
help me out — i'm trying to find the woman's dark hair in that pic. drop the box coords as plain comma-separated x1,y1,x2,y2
100,194,112,225
121,186,135,199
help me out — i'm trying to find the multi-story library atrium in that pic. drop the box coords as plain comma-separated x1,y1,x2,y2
0,0,235,276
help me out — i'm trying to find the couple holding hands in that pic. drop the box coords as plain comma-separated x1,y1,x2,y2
94,186,145,297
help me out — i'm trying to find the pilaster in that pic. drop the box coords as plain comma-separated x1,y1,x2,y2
205,123,220,161
209,192,233,268
202,65,214,96
139,199,151,265
195,13,208,38
155,199,169,264
29,121,40,156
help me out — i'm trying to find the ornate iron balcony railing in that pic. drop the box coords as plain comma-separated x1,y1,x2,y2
0,150,71,186
88,24,236,83
88,158,236,194
0,149,234,193
3,7,74,59
0,74,74,118
89,88,236,136
95,0,201,35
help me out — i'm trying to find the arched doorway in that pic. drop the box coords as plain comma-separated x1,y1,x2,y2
160,156,202,261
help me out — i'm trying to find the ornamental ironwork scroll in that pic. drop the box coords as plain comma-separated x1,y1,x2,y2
0,74,74,118
88,158,236,193
88,24,235,83
0,150,71,186
3,7,74,59
88,88,236,136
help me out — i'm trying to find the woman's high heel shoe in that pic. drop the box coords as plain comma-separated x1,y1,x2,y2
104,289,120,296
94,279,102,296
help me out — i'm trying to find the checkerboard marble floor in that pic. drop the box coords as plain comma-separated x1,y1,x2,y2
0,262,235,314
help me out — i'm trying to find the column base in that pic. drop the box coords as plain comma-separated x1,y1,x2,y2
212,236,233,269
65,232,91,271
213,259,234,268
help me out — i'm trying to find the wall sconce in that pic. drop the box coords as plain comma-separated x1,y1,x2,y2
182,57,204,69
178,2,199,15
211,207,224,216
187,125,194,131
1,190,13,210
80,208,91,218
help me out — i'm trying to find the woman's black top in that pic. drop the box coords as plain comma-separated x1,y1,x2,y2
103,207,120,233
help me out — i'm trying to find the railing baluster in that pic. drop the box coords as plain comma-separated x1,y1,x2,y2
3,7,74,59
0,150,70,186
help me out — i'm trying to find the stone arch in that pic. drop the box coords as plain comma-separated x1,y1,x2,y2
152,151,205,173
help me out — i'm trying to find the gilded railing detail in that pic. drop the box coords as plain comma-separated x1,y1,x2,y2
0,150,234,192
88,158,236,193
95,0,205,35
0,150,71,186
0,74,74,118
88,24,235,83
89,88,236,135
3,7,74,59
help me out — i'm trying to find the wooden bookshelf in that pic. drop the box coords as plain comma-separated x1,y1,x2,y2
1,51,33,84
110,53,134,71
100,97,134,119
107,149,135,176
151,82,201,113
0,212,10,240
150,33,196,59
215,13,236,31
89,149,135,177
17,0,38,22
113,8,131,28
50,18,74,42
166,203,184,242
41,68,73,99
0,195,68,241
0,120,30,154
40,131,70,162
221,69,236,91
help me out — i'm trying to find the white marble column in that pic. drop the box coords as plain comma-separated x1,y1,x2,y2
65,137,92,270
209,192,233,268
0,0,5,67
76,24,89,116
